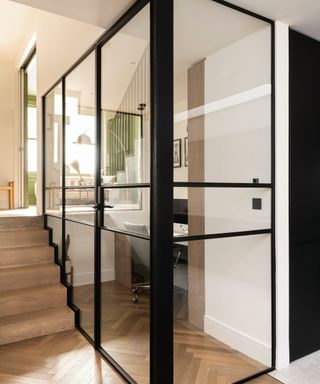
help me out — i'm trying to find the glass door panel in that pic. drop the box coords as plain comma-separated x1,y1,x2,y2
173,0,273,382
66,220,95,338
100,4,151,383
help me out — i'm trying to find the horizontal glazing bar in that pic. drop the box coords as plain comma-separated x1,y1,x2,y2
45,213,63,220
63,217,95,228
100,225,150,241
101,183,150,189
63,186,95,190
173,182,272,188
174,228,272,242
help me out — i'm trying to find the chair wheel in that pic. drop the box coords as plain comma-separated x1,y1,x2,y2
132,297,139,304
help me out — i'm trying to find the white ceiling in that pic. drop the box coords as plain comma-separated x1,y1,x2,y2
221,0,320,41
9,0,320,42
0,0,37,62
10,0,135,30
65,5,149,112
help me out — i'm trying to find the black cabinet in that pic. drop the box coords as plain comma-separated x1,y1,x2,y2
289,29,320,361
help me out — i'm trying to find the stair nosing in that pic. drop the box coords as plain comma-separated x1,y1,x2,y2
0,244,52,251
0,283,65,298
0,263,59,273
0,306,74,327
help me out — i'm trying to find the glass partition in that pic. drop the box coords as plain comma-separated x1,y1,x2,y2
101,5,150,185
173,187,271,237
65,187,95,224
65,52,96,188
173,235,272,383
66,221,95,338
101,230,150,383
43,1,274,382
45,83,63,188
45,188,62,217
174,0,271,184
173,0,273,381
99,4,150,383
102,186,150,235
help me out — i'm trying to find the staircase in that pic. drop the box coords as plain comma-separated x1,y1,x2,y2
0,216,74,345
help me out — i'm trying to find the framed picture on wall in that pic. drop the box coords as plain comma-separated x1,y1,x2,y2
184,137,188,167
173,139,181,168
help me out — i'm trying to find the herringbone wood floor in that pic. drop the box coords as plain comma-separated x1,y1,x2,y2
0,328,280,384
0,329,125,384
74,281,279,384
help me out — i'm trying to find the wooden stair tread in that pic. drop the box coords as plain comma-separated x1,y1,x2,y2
0,306,73,326
0,244,54,269
0,229,48,248
0,264,60,292
0,217,74,346
0,285,66,318
0,244,52,251
0,216,43,232
0,283,65,298
0,263,59,274
0,307,74,345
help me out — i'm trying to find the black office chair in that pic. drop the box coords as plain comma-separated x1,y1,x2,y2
124,222,150,303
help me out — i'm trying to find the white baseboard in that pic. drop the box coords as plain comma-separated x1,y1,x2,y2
73,269,115,287
204,315,271,366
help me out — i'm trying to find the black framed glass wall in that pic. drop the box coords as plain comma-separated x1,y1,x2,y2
43,1,275,383
172,1,274,382
100,5,150,383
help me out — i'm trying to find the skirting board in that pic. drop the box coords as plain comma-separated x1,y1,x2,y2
73,269,115,287
204,315,271,366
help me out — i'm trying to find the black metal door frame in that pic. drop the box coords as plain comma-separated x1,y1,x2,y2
42,1,276,383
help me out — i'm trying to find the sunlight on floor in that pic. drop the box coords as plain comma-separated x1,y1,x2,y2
0,206,37,217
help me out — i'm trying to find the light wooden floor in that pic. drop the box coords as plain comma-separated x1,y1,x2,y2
252,376,282,384
73,281,279,384
0,328,280,384
0,329,125,384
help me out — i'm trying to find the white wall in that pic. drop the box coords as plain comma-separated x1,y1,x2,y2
0,59,16,208
205,235,271,364
274,21,290,370
204,26,272,366
65,220,115,286
174,70,188,190
35,12,104,214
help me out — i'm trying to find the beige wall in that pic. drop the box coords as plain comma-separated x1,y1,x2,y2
0,59,16,209
10,11,103,214
0,8,104,212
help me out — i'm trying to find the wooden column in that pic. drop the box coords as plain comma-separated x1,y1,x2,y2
114,233,131,288
187,60,205,330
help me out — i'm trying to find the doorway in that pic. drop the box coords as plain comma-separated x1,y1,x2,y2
21,49,37,209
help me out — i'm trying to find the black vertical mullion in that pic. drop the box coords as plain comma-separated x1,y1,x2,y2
94,46,102,349
42,96,46,216
270,21,276,369
150,0,174,383
62,78,66,277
